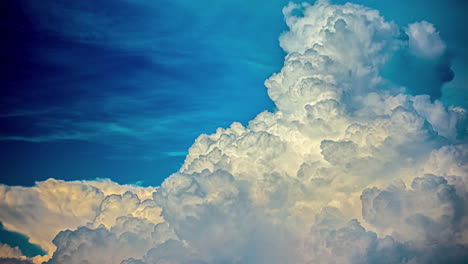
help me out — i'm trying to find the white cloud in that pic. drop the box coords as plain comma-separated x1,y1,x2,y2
0,244,26,259
0,179,159,263
406,21,446,59
361,173,468,262
0,1,467,264
0,243,34,264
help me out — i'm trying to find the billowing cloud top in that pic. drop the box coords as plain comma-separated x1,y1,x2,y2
1,1,467,263
406,20,446,59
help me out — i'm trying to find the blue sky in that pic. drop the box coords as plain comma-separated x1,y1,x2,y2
0,0,466,186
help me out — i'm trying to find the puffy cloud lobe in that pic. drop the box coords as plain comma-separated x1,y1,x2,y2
0,179,160,263
305,216,410,264
45,225,154,264
151,170,296,263
384,20,454,99
406,21,446,59
0,244,32,263
272,1,400,113
361,174,468,263
0,1,467,263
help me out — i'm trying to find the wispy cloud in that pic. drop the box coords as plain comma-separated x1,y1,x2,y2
163,151,188,157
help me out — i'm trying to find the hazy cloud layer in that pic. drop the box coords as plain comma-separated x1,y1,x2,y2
0,1,467,263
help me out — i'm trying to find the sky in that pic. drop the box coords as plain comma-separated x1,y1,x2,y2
0,0,285,186
0,0,467,263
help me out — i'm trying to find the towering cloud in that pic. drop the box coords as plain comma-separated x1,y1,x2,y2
0,1,466,263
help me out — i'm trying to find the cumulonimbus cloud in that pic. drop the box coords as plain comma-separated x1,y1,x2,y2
0,1,467,263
